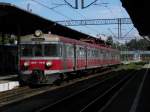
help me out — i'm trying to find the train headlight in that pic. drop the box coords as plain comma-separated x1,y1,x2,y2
24,61,29,67
34,30,42,37
46,61,52,67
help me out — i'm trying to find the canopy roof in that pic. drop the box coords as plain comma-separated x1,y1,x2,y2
0,2,97,40
121,0,150,37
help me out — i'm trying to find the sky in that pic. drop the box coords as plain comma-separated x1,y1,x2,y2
0,0,141,43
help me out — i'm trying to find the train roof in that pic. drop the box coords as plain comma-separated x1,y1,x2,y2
20,33,119,52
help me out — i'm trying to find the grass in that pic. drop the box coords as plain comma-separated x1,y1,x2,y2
121,62,146,70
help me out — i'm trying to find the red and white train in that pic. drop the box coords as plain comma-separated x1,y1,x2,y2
19,31,120,85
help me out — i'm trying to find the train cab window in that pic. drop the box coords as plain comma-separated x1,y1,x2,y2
34,44,43,56
44,44,61,57
21,44,33,57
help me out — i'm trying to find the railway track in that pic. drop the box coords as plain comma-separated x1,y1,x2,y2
0,68,144,112
35,69,137,112
0,68,115,107
0,64,146,112
0,86,47,106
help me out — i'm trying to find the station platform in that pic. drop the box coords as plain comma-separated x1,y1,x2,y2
143,63,150,68
0,74,19,92
0,74,17,80
122,60,142,64
102,63,150,112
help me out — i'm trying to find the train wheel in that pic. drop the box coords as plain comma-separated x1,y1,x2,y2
53,79,62,86
19,80,27,87
18,75,27,87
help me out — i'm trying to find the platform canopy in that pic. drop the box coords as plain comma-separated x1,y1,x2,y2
0,2,96,40
121,0,150,38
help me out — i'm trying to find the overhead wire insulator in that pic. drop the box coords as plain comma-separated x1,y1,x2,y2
63,0,78,9
81,0,99,9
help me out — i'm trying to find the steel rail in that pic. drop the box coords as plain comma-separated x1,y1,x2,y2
36,70,133,112
0,69,115,107
80,70,138,112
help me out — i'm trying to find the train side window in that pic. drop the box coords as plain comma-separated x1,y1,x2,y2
81,47,86,57
99,49,102,59
77,46,85,58
67,44,74,58
79,47,82,57
98,50,100,59
92,49,94,58
44,44,61,57
98,49,100,58
100,49,103,59
108,51,110,60
95,49,99,57
104,51,107,59
103,51,106,59
76,46,80,57
87,48,91,58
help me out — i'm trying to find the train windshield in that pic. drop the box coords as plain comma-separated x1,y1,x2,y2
34,44,43,56
21,44,33,57
21,43,61,57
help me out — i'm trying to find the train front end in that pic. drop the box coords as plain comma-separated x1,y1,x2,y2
19,31,63,85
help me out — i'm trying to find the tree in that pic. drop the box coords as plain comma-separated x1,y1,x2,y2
126,38,150,50
106,36,113,45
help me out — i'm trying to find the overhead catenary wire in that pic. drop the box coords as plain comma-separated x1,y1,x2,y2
63,0,78,9
30,0,72,20
39,0,102,36
69,0,123,38
73,0,133,41
60,0,107,36
29,0,137,42
122,27,134,38
100,0,136,41
67,6,102,35
30,0,101,37
81,0,99,9
118,1,136,39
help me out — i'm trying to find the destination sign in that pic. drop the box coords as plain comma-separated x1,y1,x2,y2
31,38,45,41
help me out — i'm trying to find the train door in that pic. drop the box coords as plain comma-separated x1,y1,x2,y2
73,44,76,70
76,45,80,70
62,43,67,71
76,45,86,70
63,43,75,71
66,44,75,71
85,46,88,69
